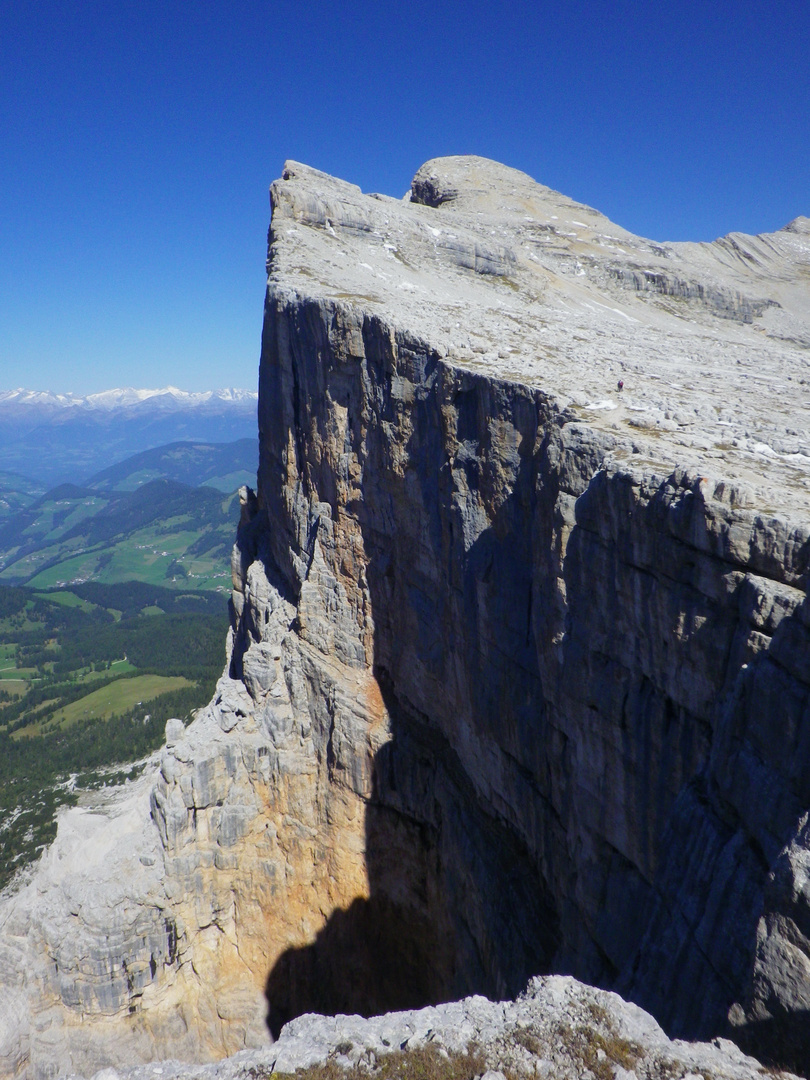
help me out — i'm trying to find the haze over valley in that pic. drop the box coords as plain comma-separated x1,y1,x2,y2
0,387,258,488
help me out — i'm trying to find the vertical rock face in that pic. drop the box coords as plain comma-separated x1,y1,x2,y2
1,157,809,1078
248,293,809,1050
245,158,810,1065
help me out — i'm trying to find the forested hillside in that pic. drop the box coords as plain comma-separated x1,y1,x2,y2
0,580,230,891
86,438,256,493
0,478,239,589
0,472,45,525
0,437,252,892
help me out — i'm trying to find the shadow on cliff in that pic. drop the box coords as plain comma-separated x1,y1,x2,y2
261,341,810,1068
264,689,558,1038
263,785,451,1039
732,1012,810,1079
264,895,445,1039
264,372,560,1037
563,471,810,1075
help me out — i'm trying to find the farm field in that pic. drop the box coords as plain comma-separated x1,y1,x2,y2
0,439,253,890
0,579,230,890
15,674,193,737
0,482,238,591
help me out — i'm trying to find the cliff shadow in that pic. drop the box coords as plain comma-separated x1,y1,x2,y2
731,1011,810,1079
264,691,558,1038
264,373,561,1036
565,469,810,1065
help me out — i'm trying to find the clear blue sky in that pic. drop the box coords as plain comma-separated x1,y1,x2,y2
1,0,807,395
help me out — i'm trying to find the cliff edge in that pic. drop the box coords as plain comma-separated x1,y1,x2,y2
1,156,808,1078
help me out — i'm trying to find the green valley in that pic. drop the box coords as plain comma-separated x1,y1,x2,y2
0,438,255,892
0,569,231,891
0,479,239,590
0,438,256,590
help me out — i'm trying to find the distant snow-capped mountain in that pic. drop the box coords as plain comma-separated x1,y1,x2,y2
0,387,258,486
0,386,258,412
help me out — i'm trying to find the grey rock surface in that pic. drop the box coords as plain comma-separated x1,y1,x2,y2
0,156,808,1078
270,156,810,520
255,156,810,1063
64,977,798,1080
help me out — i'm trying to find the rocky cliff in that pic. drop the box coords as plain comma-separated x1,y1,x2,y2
1,156,808,1079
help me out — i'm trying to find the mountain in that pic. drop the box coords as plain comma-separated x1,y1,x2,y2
0,386,258,486
0,477,240,590
0,471,46,525
0,386,257,413
85,437,257,493
2,157,809,1078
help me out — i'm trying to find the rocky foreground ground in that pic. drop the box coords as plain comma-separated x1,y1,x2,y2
65,977,798,1080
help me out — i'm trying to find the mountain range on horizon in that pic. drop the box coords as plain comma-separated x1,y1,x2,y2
0,385,258,487
0,385,257,412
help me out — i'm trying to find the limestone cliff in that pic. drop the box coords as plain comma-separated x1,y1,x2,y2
1,157,809,1079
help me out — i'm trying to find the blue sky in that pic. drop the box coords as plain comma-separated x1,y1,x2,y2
1,0,808,394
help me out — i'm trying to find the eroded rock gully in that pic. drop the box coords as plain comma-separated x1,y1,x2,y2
1,157,809,1079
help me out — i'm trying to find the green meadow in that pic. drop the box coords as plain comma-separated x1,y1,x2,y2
0,579,230,890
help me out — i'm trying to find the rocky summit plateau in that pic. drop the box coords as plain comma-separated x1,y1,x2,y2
0,156,808,1080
